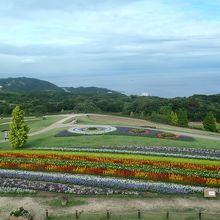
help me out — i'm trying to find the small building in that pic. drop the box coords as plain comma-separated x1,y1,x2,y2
204,188,216,198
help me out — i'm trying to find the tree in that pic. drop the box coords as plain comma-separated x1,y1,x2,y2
130,111,135,117
178,109,188,127
140,111,145,119
203,112,217,132
169,111,178,126
9,106,30,148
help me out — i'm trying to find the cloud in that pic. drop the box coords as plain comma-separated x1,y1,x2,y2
0,0,220,97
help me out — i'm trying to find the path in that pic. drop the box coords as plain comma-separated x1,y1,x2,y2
0,196,220,220
0,114,79,144
29,114,78,136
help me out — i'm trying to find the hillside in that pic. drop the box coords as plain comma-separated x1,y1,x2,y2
0,77,122,96
0,77,62,92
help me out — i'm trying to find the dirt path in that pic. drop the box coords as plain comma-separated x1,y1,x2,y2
1,196,220,220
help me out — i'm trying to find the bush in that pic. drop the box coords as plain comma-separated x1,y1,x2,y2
10,207,31,219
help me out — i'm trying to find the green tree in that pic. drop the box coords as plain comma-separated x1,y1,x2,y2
203,112,217,132
9,106,30,148
130,111,135,117
169,111,178,126
140,111,145,119
159,106,172,115
178,109,188,127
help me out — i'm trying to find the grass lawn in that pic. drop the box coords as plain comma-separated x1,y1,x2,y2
0,116,64,141
0,127,219,150
78,115,220,138
0,118,11,124
77,115,151,126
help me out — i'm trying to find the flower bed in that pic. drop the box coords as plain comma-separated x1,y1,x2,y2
31,146,220,160
0,177,140,195
0,186,36,195
0,151,220,187
0,169,207,194
67,125,117,135
55,126,193,141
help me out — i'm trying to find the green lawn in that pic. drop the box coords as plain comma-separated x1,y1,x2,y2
0,127,219,150
0,116,64,141
77,115,146,126
0,118,11,124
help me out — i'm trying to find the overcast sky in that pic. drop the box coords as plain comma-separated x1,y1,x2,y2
0,0,220,97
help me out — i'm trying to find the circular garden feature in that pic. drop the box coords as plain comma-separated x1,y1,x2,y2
68,125,117,135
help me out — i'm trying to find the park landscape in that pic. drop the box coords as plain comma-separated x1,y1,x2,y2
1,0,220,219
1,109,220,220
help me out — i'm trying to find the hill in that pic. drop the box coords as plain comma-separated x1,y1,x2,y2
0,77,62,92
0,77,122,96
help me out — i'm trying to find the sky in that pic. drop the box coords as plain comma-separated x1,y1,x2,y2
0,0,220,97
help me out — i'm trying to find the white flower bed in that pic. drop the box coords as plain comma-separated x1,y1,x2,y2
0,186,36,194
0,169,209,194
68,125,117,135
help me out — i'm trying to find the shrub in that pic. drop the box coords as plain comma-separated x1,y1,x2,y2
10,207,31,219
203,112,217,132
9,106,30,148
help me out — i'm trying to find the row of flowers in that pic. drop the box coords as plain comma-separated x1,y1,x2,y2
31,146,220,160
0,186,36,195
0,178,139,195
1,151,219,172
0,169,208,194
0,156,219,179
0,156,220,186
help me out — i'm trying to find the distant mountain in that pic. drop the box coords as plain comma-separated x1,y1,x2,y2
0,77,123,96
0,77,62,92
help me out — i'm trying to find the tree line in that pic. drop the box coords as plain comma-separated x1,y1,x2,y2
0,91,219,132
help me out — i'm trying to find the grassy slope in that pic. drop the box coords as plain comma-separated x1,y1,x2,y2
0,114,219,150
0,127,219,150
78,115,220,137
0,116,64,141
